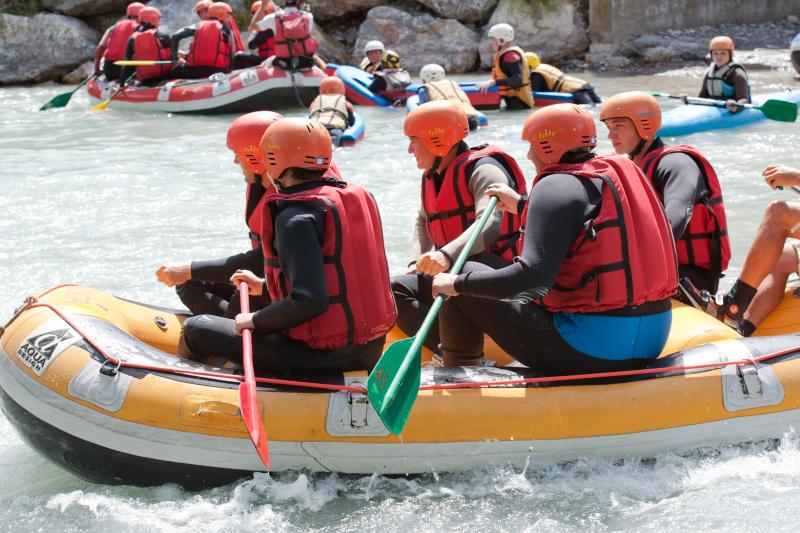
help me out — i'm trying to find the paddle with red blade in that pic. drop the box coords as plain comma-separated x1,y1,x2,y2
238,282,270,469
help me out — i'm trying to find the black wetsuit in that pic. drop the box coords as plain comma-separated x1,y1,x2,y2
182,180,385,375
495,56,528,110
233,29,274,69
528,72,601,105
169,23,232,79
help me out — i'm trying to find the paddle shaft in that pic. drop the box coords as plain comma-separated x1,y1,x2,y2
113,60,175,66
380,196,499,406
39,73,96,111
91,73,135,110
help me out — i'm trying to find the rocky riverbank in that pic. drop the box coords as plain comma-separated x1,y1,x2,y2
1,0,798,85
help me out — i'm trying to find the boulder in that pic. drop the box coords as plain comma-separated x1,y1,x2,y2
62,60,94,83
146,0,244,34
41,0,127,17
619,34,706,64
315,25,350,65
354,6,479,74
479,0,589,68
311,0,384,23
0,13,99,85
414,0,498,24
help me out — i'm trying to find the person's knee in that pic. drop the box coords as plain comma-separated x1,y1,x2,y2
182,315,217,351
764,200,796,233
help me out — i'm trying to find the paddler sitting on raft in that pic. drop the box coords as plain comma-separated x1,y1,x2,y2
93,2,145,82
417,63,481,131
431,103,678,373
684,164,800,337
253,0,318,71
307,76,355,147
119,7,173,87
391,101,526,362
232,0,277,69
525,52,601,105
182,118,397,375
600,91,731,299
170,2,237,79
681,35,750,113
367,50,412,105
360,40,385,74
476,23,533,110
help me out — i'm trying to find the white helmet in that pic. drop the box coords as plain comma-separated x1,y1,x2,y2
364,40,385,53
420,63,445,83
488,23,514,44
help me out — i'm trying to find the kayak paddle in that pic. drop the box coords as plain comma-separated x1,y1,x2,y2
238,281,270,469
90,73,135,111
651,92,798,122
39,73,97,111
367,196,499,435
113,60,176,66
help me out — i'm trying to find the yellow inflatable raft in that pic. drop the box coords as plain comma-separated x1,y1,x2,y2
1,284,800,489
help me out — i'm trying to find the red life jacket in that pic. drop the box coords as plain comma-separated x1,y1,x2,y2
530,155,678,313
422,145,527,262
274,11,318,60
255,30,275,60
105,19,138,62
132,29,172,80
245,181,273,249
188,20,231,69
261,179,397,350
641,144,731,281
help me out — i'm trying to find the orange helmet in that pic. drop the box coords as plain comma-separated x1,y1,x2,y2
251,1,262,13
522,104,597,165
599,91,661,141
319,76,345,95
138,7,161,27
195,0,212,13
403,101,469,157
126,2,145,17
260,118,332,180
209,2,231,20
709,35,734,54
227,111,284,175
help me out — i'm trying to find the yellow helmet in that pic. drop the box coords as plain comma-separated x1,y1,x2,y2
381,50,401,69
525,52,541,71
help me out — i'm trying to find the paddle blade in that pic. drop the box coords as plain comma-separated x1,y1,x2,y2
89,99,111,111
40,92,73,111
239,381,270,469
367,337,421,435
759,99,798,122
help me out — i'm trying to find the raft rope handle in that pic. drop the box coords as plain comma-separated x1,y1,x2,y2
12,297,800,394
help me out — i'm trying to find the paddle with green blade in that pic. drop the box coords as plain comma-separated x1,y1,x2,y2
90,73,135,111
651,92,798,122
39,73,97,111
368,195,499,435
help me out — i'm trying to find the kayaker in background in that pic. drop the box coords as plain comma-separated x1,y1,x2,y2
525,52,601,105
234,0,277,69
254,0,317,71
682,36,750,113
93,2,145,81
476,23,533,110
417,63,481,131
195,0,212,20
600,91,730,298
392,101,526,361
308,76,355,147
367,50,411,105
155,111,284,317
120,7,173,86
170,2,235,79
432,104,678,372
182,118,397,375
360,40,385,74
683,164,800,337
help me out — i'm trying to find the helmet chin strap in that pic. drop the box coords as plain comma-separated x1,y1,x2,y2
628,138,647,159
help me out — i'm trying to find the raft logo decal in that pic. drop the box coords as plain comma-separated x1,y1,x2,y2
16,320,80,376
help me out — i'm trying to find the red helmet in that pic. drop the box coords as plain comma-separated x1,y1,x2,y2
138,7,161,27
522,104,597,165
227,111,284,175
126,2,145,17
403,101,469,157
319,76,345,95
260,118,332,181
209,2,232,20
599,91,661,141
709,35,734,55
195,0,212,13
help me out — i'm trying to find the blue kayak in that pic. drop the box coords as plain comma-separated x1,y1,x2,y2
405,94,489,126
340,112,365,146
658,90,800,137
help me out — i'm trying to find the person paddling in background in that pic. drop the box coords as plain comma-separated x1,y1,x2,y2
684,165,800,337
170,2,235,79
417,63,481,131
476,23,533,110
155,111,284,318
233,0,277,69
308,77,354,147
195,0,212,20
94,2,144,82
431,104,678,373
391,101,526,361
525,52,601,105
600,91,731,298
682,36,750,113
182,118,397,375
367,50,411,105
360,40,385,74
254,0,317,70
119,7,172,87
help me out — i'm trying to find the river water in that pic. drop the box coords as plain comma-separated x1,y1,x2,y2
1,67,800,532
